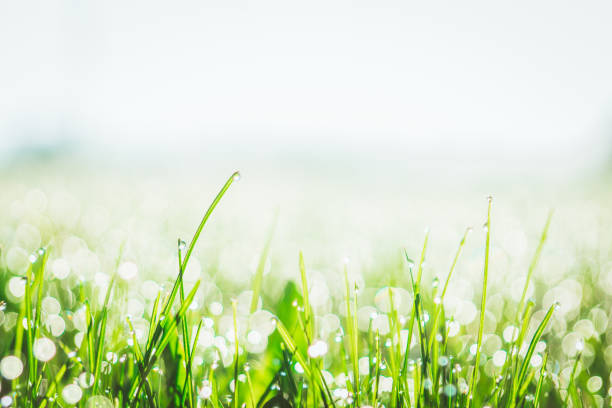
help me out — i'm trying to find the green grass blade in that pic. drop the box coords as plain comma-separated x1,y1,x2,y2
534,352,548,408
300,252,313,342
250,214,277,314
468,196,492,408
39,362,67,408
232,299,240,408
92,307,108,394
275,319,312,378
24,262,35,404
178,239,196,407
515,303,555,401
92,272,116,394
181,319,203,407
344,266,359,406
516,210,553,323
162,171,240,318
428,227,470,353
130,280,201,402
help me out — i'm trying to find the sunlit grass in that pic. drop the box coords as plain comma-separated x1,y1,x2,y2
0,170,610,407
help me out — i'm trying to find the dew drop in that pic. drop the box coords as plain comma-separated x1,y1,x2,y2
106,352,118,364
0,356,23,380
307,340,329,358
443,384,457,397
492,350,507,367
232,172,241,182
51,258,71,280
33,337,56,362
101,362,111,375
117,262,138,281
62,383,83,404
199,380,213,399
1,396,13,407
85,395,114,408
78,372,95,389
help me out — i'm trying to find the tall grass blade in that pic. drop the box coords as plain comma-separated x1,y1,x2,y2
251,214,277,314
468,196,492,408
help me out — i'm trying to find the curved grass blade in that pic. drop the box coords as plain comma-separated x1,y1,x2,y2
513,303,555,406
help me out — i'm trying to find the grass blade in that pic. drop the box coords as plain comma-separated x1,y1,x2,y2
468,196,492,408
251,214,277,314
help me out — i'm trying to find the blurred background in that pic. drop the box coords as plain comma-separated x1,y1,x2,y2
1,0,612,165
1,0,611,274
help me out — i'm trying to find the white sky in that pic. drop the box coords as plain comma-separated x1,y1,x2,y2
1,0,611,162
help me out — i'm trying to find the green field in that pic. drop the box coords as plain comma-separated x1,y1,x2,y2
1,161,611,408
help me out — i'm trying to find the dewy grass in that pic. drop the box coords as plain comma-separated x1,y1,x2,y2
467,196,492,408
0,171,601,407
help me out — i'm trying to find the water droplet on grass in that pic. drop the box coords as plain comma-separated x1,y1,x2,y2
106,352,118,364
62,384,83,404
443,384,457,397
1,395,13,407
85,395,114,408
33,337,56,362
199,380,213,399
308,340,329,358
78,372,95,388
232,172,241,182
0,356,23,380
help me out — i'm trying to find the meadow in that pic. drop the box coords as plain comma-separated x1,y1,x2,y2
0,158,611,407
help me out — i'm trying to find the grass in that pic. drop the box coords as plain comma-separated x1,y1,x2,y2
0,171,607,407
